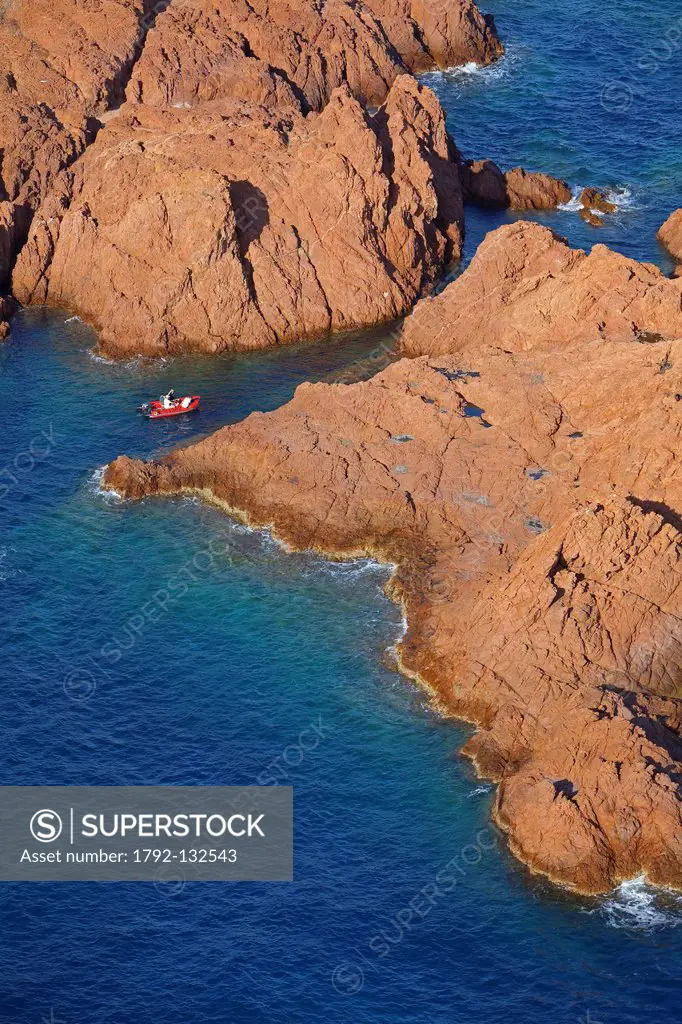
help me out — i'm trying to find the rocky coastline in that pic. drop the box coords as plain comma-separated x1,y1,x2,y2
400,220,682,357
3,0,593,355
104,214,682,893
659,208,682,275
4,0,682,896
0,0,503,349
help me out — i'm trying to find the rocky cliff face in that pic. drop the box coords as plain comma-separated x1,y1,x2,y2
659,209,682,274
2,0,502,345
126,0,502,112
0,0,154,286
401,221,682,358
458,160,572,210
104,334,682,893
14,77,464,357
0,294,14,338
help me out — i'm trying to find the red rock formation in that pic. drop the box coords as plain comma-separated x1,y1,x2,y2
576,188,617,229
459,159,571,210
103,335,682,893
401,221,682,358
579,187,617,214
14,77,464,357
659,209,682,274
578,207,604,228
0,105,84,287
6,0,151,113
0,294,13,338
504,167,571,209
0,0,153,283
2,0,504,343
392,0,502,68
471,502,682,892
127,0,502,112
0,203,16,290
127,0,402,111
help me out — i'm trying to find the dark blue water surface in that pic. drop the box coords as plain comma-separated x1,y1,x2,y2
2,0,682,1021
423,0,682,270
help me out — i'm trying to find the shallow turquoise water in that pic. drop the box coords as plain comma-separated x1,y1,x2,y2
1,0,682,1021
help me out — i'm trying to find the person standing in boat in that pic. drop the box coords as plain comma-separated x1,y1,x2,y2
161,389,177,409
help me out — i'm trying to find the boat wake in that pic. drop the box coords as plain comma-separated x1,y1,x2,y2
86,348,171,371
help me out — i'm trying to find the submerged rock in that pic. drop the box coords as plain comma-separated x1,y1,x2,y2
104,336,682,893
400,221,682,358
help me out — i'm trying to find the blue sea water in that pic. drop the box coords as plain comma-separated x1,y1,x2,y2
1,0,682,1022
422,0,682,270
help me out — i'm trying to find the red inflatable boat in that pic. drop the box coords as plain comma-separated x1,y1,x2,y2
140,395,201,419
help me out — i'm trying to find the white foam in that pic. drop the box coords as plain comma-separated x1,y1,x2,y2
605,185,638,210
420,47,518,90
455,61,480,76
90,466,122,502
226,520,255,536
558,185,585,212
87,350,116,366
315,558,392,581
468,784,493,798
86,348,170,371
593,876,682,932
65,315,82,323
558,184,640,215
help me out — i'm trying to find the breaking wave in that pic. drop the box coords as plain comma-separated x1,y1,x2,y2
420,46,520,91
558,184,640,213
90,465,122,502
592,876,682,932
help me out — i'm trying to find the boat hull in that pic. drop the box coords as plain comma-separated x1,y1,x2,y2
141,396,201,419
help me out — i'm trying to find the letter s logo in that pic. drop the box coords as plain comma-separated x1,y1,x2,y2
30,809,63,843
